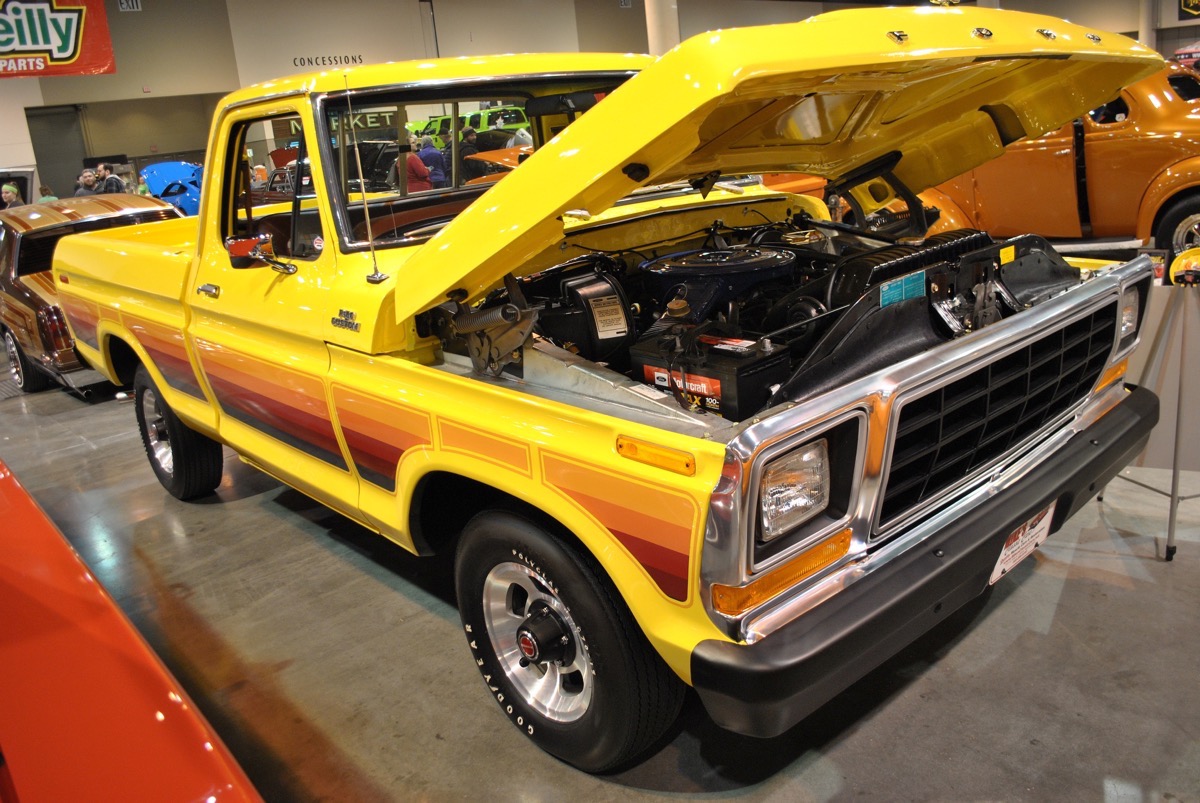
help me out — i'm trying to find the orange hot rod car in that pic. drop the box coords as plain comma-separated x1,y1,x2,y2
929,62,1200,258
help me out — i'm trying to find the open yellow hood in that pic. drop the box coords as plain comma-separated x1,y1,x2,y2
397,5,1161,320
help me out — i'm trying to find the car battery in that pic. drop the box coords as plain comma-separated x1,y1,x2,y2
629,334,790,420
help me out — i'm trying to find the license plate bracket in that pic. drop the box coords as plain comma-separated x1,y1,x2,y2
990,502,1056,584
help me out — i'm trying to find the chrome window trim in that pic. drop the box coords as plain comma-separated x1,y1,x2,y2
222,89,308,114
309,70,641,253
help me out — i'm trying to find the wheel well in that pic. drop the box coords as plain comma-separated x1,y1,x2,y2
411,471,580,560
1152,188,1200,239
103,335,141,387
1,323,29,354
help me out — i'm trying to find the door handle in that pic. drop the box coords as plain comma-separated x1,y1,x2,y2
197,283,221,298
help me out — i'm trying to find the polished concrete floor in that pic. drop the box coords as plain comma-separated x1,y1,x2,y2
1,363,1198,802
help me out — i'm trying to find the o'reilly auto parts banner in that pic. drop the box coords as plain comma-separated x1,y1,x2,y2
0,0,115,78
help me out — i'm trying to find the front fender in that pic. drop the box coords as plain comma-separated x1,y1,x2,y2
1136,156,1200,241
90,316,220,438
393,443,730,685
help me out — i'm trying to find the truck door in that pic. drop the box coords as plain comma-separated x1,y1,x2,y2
964,122,1083,239
186,104,358,517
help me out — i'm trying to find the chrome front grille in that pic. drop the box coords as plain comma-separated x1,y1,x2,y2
878,300,1118,531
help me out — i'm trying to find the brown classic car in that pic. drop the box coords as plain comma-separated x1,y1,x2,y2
0,195,181,392
928,62,1200,258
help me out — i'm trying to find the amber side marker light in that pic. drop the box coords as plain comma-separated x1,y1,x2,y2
616,436,696,476
711,528,852,616
1096,358,1129,393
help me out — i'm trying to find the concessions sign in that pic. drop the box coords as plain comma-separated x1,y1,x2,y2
0,0,115,77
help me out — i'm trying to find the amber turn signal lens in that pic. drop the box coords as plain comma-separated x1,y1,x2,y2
1096,358,1128,392
616,436,696,476
711,528,852,616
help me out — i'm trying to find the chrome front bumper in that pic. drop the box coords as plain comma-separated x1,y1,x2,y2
689,385,1157,738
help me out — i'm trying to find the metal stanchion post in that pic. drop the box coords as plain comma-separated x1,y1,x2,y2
1109,263,1200,561
1163,274,1197,560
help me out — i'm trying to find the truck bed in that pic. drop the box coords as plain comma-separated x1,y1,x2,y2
54,215,198,306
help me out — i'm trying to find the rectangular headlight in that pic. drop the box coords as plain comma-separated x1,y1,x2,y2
759,439,830,542
1118,286,1140,348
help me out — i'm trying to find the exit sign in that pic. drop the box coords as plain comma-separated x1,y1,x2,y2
118,0,142,10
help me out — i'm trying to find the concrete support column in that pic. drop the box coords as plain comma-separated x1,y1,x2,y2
1139,0,1157,52
645,0,681,56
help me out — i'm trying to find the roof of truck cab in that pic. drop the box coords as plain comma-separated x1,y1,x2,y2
221,51,654,107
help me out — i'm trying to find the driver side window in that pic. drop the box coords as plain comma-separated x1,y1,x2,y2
223,111,323,260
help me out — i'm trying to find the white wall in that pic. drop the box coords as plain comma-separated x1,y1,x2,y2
0,0,1181,189
225,0,428,87
82,93,225,162
0,79,43,175
679,0,821,38
1157,0,1200,31
40,0,240,106
575,0,648,54
1001,1,1139,35
433,0,579,56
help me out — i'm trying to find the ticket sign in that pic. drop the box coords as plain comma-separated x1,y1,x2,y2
0,0,115,78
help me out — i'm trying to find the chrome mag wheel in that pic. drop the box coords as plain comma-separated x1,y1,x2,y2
481,560,594,723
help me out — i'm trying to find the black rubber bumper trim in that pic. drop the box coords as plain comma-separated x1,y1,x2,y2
691,385,1159,738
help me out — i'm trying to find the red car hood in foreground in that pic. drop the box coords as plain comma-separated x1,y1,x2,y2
0,459,260,801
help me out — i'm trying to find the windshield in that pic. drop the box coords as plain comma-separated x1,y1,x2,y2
315,73,633,252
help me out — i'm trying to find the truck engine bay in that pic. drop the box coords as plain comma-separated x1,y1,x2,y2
430,194,1088,424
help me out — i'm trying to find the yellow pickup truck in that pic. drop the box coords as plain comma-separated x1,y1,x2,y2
53,7,1161,772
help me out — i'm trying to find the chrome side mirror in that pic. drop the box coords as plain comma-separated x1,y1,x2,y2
225,233,297,274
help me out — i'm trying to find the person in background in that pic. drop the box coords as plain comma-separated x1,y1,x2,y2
1,183,24,209
74,170,98,196
95,162,126,194
417,135,447,188
136,176,152,196
37,185,57,202
400,134,431,192
459,127,485,181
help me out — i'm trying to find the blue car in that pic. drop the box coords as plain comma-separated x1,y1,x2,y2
140,161,202,215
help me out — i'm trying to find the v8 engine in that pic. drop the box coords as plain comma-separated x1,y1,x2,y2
444,212,1086,422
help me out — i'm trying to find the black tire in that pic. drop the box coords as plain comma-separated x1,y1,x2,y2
455,511,684,773
133,364,223,500
4,329,53,392
1154,195,1200,263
